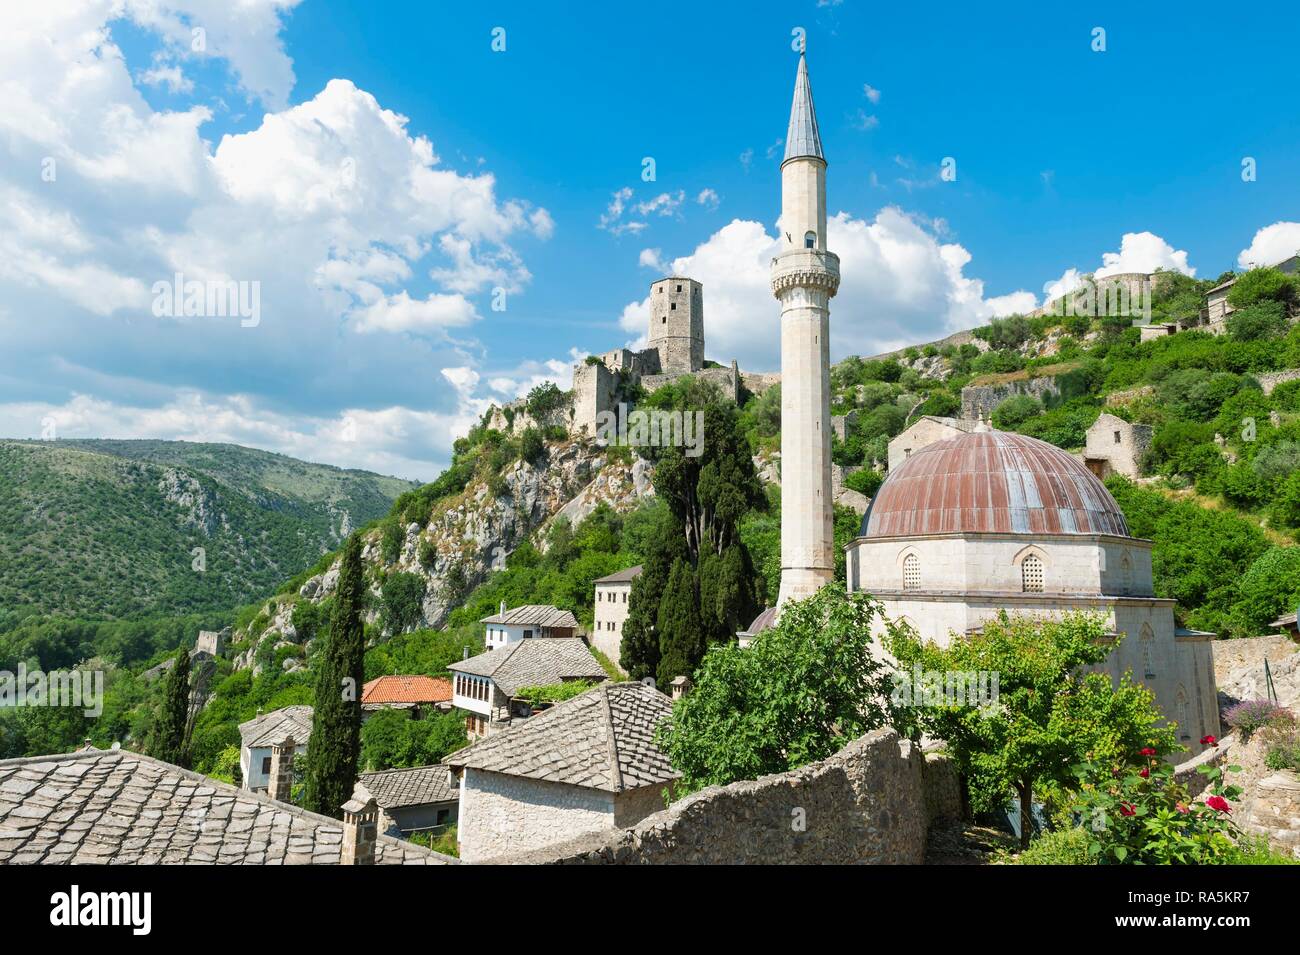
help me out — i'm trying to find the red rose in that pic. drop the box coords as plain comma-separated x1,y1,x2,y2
1139,767,1150,778
1119,803,1136,817
1205,796,1231,813
1139,747,1157,757
1201,735,1218,747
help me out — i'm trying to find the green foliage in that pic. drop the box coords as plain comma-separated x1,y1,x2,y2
305,533,365,818
380,571,427,635
1228,547,1300,636
519,427,546,465
888,612,1176,848
1226,266,1298,309
1014,826,1093,865
525,381,567,420
514,680,600,705
1228,300,1290,341
656,584,899,793
364,627,482,682
991,394,1043,430
844,468,883,498
359,709,467,771
1105,477,1271,634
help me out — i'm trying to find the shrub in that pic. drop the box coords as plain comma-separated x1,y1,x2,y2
1228,301,1289,341
380,572,427,634
1015,827,1093,865
991,394,1043,430
518,427,545,465
844,469,883,498
1227,267,1298,309
1224,699,1289,741
1261,712,1300,773
525,381,567,419
1071,747,1244,864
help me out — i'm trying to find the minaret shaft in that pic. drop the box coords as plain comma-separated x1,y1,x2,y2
773,54,839,609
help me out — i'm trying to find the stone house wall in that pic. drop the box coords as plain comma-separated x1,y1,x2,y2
1082,413,1153,480
591,580,634,664
457,768,618,863
490,730,952,864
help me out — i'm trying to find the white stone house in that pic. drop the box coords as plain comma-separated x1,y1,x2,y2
446,681,678,863
1081,413,1153,480
845,429,1221,757
887,415,980,473
238,705,313,792
591,565,642,663
449,637,608,739
480,603,579,650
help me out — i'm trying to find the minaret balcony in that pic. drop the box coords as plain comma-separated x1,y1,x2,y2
770,248,841,297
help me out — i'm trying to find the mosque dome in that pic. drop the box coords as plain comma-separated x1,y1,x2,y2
861,430,1130,539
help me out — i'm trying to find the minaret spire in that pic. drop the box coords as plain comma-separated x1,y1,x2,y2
773,51,839,611
784,54,824,164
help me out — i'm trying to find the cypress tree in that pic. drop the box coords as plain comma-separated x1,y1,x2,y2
149,646,191,767
656,556,704,688
305,533,366,818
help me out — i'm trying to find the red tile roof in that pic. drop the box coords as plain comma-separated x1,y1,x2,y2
362,675,452,706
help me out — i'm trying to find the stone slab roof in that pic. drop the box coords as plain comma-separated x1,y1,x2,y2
593,565,643,585
446,682,678,793
357,765,459,810
362,675,451,706
238,704,314,749
0,749,452,865
448,637,607,696
478,604,579,628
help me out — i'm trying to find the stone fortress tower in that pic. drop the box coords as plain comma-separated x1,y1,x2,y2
773,53,840,608
647,277,704,375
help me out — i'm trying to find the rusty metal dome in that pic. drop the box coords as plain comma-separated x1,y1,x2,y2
861,430,1130,539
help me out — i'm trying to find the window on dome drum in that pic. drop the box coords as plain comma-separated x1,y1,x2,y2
902,554,919,590
1021,554,1043,593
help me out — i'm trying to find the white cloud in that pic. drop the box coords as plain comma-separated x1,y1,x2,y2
851,109,879,131
696,188,720,210
638,248,666,271
863,84,881,104
636,191,685,217
1040,231,1195,302
137,60,193,94
352,291,479,334
1237,221,1300,269
0,2,552,480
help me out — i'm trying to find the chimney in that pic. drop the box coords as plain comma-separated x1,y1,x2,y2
341,796,378,865
670,675,692,700
499,599,506,615
463,646,470,660
268,735,295,802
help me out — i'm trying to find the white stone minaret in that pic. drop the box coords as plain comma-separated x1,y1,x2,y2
773,53,840,609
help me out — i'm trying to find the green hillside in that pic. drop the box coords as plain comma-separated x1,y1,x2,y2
0,439,416,621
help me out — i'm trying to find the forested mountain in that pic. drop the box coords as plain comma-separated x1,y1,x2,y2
0,439,415,621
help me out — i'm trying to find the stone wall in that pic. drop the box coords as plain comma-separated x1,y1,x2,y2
1255,368,1300,396
961,375,1061,422
458,768,617,863
1241,772,1300,858
1211,634,1296,689
490,729,952,864
1082,413,1152,480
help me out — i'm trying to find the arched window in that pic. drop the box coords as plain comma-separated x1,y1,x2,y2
804,231,816,249
902,553,920,590
1021,554,1043,593
1140,623,1155,679
1176,687,1191,741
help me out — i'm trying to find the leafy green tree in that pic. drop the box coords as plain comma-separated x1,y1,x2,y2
1229,547,1300,636
992,394,1044,430
1227,267,1297,309
360,709,467,771
380,571,426,634
657,584,899,793
148,646,191,767
887,612,1177,848
305,533,366,818
1228,301,1289,341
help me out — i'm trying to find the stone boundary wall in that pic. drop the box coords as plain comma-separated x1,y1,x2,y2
1212,634,1296,688
490,729,962,865
1255,368,1300,396
961,376,1061,422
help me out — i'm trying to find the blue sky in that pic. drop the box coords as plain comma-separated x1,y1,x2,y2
1,1,1297,480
